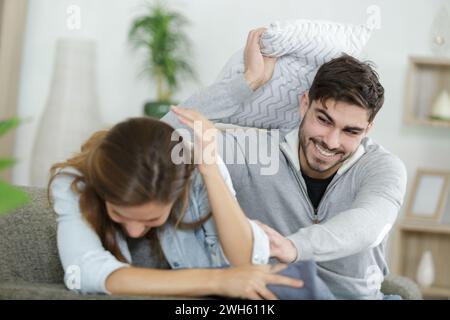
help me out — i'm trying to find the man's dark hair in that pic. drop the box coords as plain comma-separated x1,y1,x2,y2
308,54,384,122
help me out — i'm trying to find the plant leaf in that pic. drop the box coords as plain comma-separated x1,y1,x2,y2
0,117,20,137
0,158,16,172
0,180,30,215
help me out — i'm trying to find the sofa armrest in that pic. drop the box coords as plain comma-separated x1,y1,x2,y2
381,274,423,300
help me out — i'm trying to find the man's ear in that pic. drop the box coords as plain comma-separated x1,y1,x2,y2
300,92,310,118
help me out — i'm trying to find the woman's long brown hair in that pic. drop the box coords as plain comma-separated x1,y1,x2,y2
48,117,210,263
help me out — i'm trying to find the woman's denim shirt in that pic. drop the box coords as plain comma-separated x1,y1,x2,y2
51,162,269,295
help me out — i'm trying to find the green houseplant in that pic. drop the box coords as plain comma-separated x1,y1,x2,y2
0,118,29,215
129,1,196,118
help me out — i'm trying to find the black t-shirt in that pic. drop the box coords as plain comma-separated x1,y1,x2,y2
301,170,336,210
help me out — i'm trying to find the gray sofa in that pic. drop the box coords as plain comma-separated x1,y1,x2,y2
0,187,422,300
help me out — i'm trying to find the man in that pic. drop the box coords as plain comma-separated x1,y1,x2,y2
163,29,407,299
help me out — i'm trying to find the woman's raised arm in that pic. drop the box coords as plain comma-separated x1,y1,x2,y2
171,106,269,266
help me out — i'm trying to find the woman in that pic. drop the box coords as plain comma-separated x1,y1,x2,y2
48,107,303,299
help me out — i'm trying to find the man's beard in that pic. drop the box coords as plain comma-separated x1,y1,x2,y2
298,122,351,174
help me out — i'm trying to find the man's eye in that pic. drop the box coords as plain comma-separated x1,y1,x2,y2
318,116,329,124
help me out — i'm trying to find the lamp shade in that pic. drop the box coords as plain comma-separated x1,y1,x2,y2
31,39,102,186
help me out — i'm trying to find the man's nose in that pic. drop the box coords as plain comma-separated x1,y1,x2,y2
322,129,340,150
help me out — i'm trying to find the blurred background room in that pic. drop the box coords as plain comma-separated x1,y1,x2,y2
1,0,450,299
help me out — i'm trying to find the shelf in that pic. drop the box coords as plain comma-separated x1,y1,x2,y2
393,219,450,295
421,286,450,299
398,221,450,235
404,56,450,128
409,56,450,66
405,118,450,128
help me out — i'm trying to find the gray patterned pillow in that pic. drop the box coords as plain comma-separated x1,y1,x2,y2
216,20,372,130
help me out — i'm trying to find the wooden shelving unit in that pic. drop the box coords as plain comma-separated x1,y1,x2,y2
393,220,450,299
421,286,450,298
404,56,450,128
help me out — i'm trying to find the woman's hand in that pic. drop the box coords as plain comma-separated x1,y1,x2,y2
171,106,219,175
214,264,303,300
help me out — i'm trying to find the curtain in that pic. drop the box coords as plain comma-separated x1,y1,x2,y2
0,0,27,182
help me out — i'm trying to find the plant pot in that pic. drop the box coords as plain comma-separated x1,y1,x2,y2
143,101,174,119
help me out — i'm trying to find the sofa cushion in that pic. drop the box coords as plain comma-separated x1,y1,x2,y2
269,260,336,299
0,186,64,284
0,281,187,300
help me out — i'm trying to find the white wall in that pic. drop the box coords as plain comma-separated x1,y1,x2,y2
13,0,450,213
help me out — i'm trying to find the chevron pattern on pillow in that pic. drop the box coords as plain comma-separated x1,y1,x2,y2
216,20,372,130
